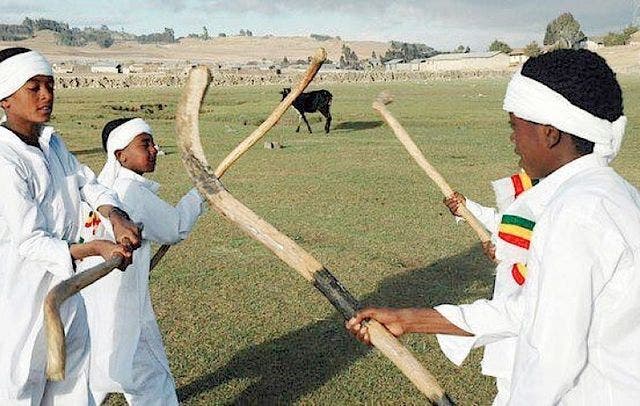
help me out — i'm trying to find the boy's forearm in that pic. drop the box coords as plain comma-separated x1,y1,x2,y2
401,308,473,336
69,241,97,261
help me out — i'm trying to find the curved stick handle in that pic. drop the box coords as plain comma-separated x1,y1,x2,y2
368,321,453,405
177,68,453,403
373,93,491,244
149,243,171,271
44,254,124,381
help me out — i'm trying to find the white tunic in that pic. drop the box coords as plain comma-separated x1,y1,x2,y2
0,125,120,399
436,154,640,405
80,167,204,395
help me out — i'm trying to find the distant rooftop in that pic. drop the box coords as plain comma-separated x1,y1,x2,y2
428,51,503,61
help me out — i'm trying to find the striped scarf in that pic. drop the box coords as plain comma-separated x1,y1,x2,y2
492,171,538,286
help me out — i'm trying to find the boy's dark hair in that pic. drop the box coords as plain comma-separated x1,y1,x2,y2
521,49,623,155
101,117,136,152
0,47,31,63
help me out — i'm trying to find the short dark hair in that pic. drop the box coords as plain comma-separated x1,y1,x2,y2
0,47,31,63
101,117,136,152
521,49,623,155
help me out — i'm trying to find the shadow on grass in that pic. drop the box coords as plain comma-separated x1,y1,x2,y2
333,121,383,132
177,245,493,403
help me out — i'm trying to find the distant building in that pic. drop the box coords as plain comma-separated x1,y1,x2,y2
52,63,74,74
91,61,122,74
123,64,146,74
509,49,528,66
580,36,604,51
364,56,383,70
419,51,510,72
409,58,428,71
319,62,340,71
383,58,405,72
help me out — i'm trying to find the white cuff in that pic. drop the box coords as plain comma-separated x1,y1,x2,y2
434,304,479,366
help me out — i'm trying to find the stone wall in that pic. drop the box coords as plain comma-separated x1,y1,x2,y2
55,69,515,89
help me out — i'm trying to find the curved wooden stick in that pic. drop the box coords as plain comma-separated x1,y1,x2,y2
176,66,453,405
149,48,328,271
149,243,171,270
373,92,491,244
44,254,125,380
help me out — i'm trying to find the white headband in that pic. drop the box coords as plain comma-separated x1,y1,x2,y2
0,50,53,100
98,118,153,187
503,69,626,164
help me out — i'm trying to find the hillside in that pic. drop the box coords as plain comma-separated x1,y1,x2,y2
0,31,391,65
1,30,638,75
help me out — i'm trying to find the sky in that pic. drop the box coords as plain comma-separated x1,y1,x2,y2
2,0,638,51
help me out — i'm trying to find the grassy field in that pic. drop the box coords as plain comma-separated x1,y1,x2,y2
52,75,640,405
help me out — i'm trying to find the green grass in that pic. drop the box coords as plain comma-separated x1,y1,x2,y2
52,75,640,405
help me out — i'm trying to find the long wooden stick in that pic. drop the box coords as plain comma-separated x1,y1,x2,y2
44,255,124,380
373,92,491,244
176,66,453,405
149,48,328,271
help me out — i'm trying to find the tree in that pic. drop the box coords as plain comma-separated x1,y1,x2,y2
218,32,226,37
603,32,626,46
239,29,246,36
340,44,361,69
524,41,542,57
543,12,585,48
383,41,436,62
371,50,377,59
454,44,466,53
202,26,209,40
602,25,639,46
489,39,512,54
96,31,114,48
623,25,639,39
310,33,332,41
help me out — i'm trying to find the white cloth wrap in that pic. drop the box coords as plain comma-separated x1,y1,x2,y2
0,50,53,100
503,69,626,163
98,118,153,188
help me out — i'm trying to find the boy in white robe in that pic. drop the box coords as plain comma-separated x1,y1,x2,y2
0,47,141,405
347,49,640,405
79,117,205,405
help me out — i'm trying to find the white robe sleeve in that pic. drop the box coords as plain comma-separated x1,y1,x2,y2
0,160,73,279
464,198,500,234
434,291,524,365
508,209,618,405
121,183,204,245
54,136,121,209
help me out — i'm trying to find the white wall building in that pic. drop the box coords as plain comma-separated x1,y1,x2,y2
419,51,510,71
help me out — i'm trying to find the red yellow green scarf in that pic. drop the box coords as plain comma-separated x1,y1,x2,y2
493,171,538,286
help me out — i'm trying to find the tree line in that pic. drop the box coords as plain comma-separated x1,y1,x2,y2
0,18,176,48
489,12,638,58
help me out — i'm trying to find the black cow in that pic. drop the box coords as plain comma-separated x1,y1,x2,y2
280,88,332,134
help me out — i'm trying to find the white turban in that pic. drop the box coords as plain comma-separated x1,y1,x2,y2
503,69,626,164
0,50,53,100
98,118,153,187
